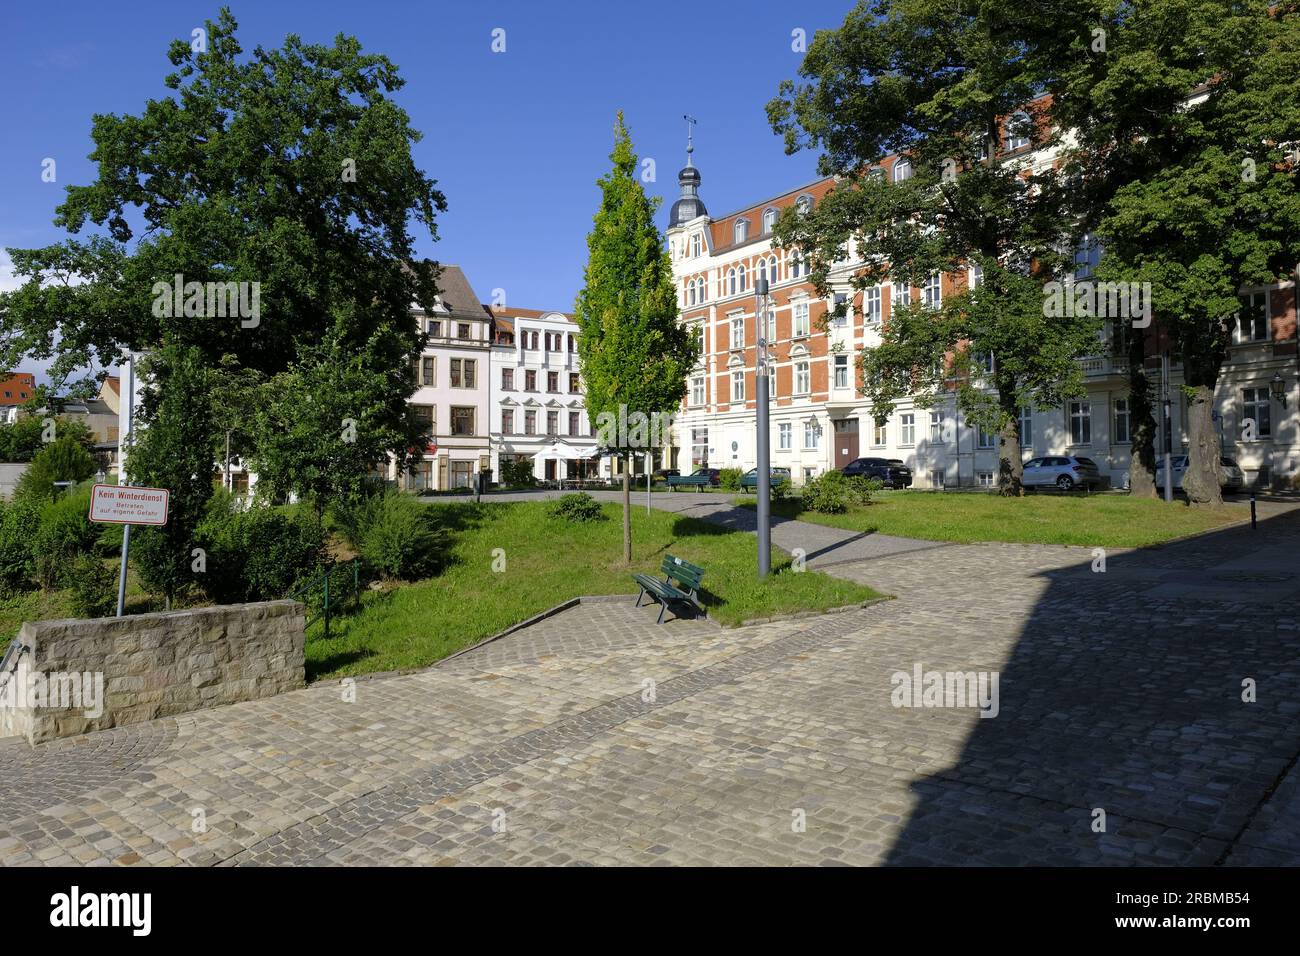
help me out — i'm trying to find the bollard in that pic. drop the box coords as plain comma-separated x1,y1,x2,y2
1250,493,1257,530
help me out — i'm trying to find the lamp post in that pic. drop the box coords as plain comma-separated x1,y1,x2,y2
1161,350,1173,503
755,278,772,578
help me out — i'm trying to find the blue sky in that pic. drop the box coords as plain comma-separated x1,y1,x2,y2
0,0,850,337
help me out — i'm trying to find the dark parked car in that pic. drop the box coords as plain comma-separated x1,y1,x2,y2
841,457,913,488
739,467,792,491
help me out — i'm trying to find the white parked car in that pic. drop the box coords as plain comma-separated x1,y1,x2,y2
1153,455,1245,492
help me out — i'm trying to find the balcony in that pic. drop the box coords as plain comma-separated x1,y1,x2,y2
1078,355,1129,378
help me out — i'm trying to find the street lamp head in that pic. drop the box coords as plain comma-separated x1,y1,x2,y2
1270,371,1287,406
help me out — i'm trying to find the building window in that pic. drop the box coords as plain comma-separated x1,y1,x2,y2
832,292,849,327
691,375,705,406
893,283,911,308
569,373,581,393
873,418,887,447
1113,398,1131,444
525,370,537,391
796,194,813,216
803,420,819,450
691,427,709,467
737,264,747,293
568,334,576,353
793,301,810,337
864,287,882,325
450,359,476,388
569,411,581,435
732,371,745,403
1004,111,1031,151
794,361,810,395
930,410,944,442
450,460,473,488
501,408,514,434
730,316,744,349
766,363,776,401
547,371,559,392
451,406,475,436
779,422,792,450
977,471,994,487
547,411,558,436
427,319,442,337
1018,406,1033,448
922,273,941,309
420,357,435,386
412,404,435,437
501,368,513,391
1236,291,1270,342
734,219,748,244
930,469,946,489
1069,401,1092,445
728,269,738,296
834,355,849,389
691,234,701,257
977,424,996,449
900,413,916,446
1243,387,1272,438
457,322,472,340
524,410,537,435
763,208,777,234
764,308,776,345
893,157,913,182
1074,234,1102,280
970,263,984,288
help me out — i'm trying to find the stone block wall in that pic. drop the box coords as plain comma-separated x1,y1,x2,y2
1,600,305,745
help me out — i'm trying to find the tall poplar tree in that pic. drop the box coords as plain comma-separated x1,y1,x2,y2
574,113,696,562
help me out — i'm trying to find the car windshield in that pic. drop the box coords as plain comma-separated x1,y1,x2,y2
1075,458,1098,468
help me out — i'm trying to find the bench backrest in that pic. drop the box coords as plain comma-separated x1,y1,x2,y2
661,555,704,592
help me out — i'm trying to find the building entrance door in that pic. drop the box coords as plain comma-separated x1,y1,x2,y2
833,418,859,469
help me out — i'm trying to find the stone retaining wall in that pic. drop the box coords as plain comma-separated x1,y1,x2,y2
0,600,304,745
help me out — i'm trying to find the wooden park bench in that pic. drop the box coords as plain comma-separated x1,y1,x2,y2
633,554,705,624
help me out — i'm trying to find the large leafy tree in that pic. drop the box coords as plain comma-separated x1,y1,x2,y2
1048,0,1300,504
574,113,696,562
768,0,1101,495
0,8,444,508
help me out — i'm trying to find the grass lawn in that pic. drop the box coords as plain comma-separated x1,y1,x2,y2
306,500,880,681
738,490,1243,548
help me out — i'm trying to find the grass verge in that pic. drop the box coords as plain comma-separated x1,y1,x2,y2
306,500,880,681
736,490,1242,548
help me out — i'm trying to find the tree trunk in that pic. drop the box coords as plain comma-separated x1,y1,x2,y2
1182,383,1223,506
1126,339,1158,498
621,453,632,564
995,389,1023,497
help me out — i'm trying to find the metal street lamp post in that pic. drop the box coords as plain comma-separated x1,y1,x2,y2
755,278,772,578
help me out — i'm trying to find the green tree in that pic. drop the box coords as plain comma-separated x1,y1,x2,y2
127,344,219,608
0,415,95,463
1047,0,1300,504
0,7,443,499
768,0,1101,495
13,435,96,501
574,113,696,561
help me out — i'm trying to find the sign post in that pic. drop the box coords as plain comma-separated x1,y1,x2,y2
89,484,170,617
755,277,771,579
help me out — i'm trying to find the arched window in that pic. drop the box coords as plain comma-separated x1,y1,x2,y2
738,264,747,293
762,208,778,234
790,252,802,279
893,157,913,182
758,259,768,286
769,256,780,282
734,219,749,244
795,194,813,216
688,281,696,306
698,278,707,302
728,269,737,296
1005,111,1031,151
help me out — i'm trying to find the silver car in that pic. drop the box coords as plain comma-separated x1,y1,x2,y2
1154,455,1245,492
1022,455,1103,491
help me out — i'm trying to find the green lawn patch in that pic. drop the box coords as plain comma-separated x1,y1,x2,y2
306,500,880,681
738,490,1242,548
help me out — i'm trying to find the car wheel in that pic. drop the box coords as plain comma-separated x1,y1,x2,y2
1056,475,1074,492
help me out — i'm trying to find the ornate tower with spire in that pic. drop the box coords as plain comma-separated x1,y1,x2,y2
668,114,708,228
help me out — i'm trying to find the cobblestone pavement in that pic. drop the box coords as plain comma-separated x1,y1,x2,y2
2,508,1297,866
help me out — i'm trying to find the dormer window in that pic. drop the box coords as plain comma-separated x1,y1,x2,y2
734,219,749,244
762,208,778,234
893,158,913,182
1005,111,1031,151
691,233,702,257
795,194,813,216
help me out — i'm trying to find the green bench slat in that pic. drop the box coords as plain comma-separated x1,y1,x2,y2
632,554,706,624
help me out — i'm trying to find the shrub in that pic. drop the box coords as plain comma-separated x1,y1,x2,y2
500,459,536,488
548,492,604,523
31,487,98,589
14,436,97,502
0,498,41,595
800,470,876,515
358,492,440,580
197,496,328,603
718,468,743,491
66,555,117,618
